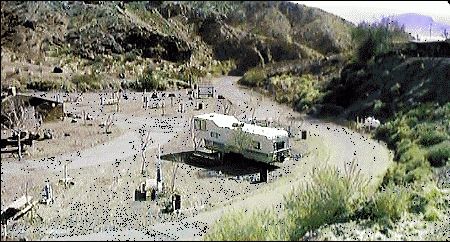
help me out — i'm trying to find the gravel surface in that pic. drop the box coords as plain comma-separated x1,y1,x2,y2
1,76,393,241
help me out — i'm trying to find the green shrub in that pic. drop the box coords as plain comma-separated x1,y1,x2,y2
409,193,428,214
395,139,413,161
205,159,370,241
423,205,442,221
373,99,386,116
71,73,103,92
372,182,411,221
136,72,167,91
176,65,207,84
381,164,407,186
285,159,369,240
398,144,426,164
422,181,444,207
204,208,289,241
405,165,432,184
414,122,449,147
239,68,267,87
27,78,58,91
426,141,450,167
351,19,409,64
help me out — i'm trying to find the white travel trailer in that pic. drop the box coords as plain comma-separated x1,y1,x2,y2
193,113,290,164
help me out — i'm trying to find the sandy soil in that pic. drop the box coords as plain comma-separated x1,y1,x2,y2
1,76,393,241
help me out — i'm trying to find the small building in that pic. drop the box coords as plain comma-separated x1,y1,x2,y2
196,85,215,99
1,93,65,123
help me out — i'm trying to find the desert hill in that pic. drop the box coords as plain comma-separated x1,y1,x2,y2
1,1,355,91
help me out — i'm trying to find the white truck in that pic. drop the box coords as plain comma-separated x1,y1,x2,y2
193,113,290,164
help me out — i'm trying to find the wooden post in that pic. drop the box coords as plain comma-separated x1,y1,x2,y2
357,116,360,131
83,109,86,125
25,182,28,205
17,130,22,161
64,164,68,189
3,223,6,240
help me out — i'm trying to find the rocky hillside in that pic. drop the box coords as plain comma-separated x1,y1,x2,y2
1,1,355,92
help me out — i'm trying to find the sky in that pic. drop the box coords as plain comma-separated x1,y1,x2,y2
292,1,450,26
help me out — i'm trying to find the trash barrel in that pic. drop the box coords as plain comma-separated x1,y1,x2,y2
302,130,307,140
173,194,181,210
260,168,268,183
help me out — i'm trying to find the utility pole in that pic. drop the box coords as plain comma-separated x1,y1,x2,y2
430,22,432,40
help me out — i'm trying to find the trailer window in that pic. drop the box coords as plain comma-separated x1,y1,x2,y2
274,141,285,150
201,120,206,130
194,119,206,130
194,119,200,130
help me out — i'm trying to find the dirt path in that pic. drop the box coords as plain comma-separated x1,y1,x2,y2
143,76,393,240
1,114,187,176
52,76,393,241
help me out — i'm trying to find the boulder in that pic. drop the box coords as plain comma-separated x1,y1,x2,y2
53,66,63,73
43,129,54,139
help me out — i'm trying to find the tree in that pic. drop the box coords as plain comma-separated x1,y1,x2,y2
139,127,153,175
443,28,449,40
104,114,114,134
233,124,253,155
2,96,40,161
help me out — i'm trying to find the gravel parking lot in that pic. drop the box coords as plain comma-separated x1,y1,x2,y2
1,76,392,241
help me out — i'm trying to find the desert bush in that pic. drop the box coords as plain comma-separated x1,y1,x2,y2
372,182,412,221
210,59,236,76
381,163,407,186
27,78,58,91
376,103,450,186
418,131,448,147
433,164,450,189
71,74,102,92
239,67,267,87
291,74,322,111
351,19,409,64
426,141,450,167
409,193,428,214
205,159,370,241
422,181,445,221
405,165,432,184
135,72,167,91
398,143,426,164
285,159,369,240
204,208,289,241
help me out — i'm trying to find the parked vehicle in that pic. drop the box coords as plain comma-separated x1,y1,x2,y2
193,113,290,163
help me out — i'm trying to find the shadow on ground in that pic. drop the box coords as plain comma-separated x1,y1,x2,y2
161,151,279,177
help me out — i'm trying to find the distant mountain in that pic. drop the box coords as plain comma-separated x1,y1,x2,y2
389,13,450,40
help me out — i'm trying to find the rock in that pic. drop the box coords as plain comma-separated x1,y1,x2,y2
53,66,63,73
43,129,54,139
29,132,40,140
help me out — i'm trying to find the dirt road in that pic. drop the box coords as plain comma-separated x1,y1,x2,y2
49,76,393,241
142,76,393,240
